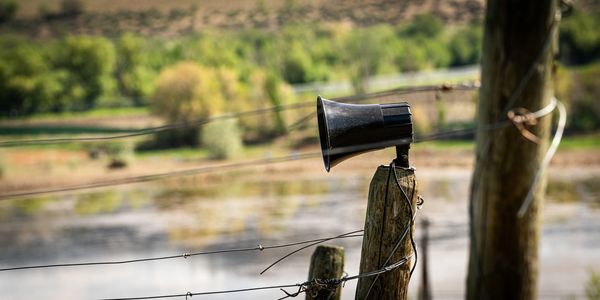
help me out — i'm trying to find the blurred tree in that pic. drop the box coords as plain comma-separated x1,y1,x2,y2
399,14,444,38
151,62,224,122
559,10,600,65
556,63,600,132
60,35,116,110
0,0,17,24
150,62,224,147
61,0,84,17
282,41,313,84
116,33,154,105
345,25,395,93
449,25,483,66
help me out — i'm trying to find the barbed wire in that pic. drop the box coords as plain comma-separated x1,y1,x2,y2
98,184,419,300
0,82,478,147
0,117,523,202
0,230,363,272
98,262,425,300
0,122,498,202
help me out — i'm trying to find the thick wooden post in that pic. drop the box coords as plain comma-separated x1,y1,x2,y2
306,245,344,300
355,166,418,300
467,1,558,299
418,218,431,300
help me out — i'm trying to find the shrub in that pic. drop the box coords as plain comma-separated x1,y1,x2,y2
151,62,224,122
587,270,600,300
201,118,243,160
239,69,295,140
150,62,225,147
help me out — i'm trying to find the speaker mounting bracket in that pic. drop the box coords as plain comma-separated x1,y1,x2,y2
395,145,410,168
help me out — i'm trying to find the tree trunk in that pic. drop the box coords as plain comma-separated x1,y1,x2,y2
467,1,558,300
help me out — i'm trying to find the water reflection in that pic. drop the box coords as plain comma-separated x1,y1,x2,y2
0,171,598,299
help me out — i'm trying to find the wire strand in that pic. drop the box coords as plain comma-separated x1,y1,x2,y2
517,98,566,217
259,230,364,275
0,83,478,147
0,120,512,202
0,230,363,272
99,244,414,300
0,152,320,201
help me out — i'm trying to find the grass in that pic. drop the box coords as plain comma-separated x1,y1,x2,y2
559,133,600,149
412,132,600,150
0,106,149,122
413,139,474,150
0,125,138,136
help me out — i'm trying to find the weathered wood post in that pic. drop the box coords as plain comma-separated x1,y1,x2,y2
355,163,418,300
418,217,431,300
306,245,345,300
467,1,558,299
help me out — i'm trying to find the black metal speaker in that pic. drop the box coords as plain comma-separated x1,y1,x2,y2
317,96,413,171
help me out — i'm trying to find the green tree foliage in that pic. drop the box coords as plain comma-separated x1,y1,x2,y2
151,62,224,123
60,36,117,110
116,33,154,105
0,0,17,24
240,69,295,140
0,41,73,115
345,25,396,93
399,14,444,38
449,25,483,66
394,14,454,72
556,63,600,132
560,10,600,65
149,62,224,147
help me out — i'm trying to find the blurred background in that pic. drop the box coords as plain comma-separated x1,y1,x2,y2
0,0,598,299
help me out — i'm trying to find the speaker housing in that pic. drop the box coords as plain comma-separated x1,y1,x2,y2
317,96,413,171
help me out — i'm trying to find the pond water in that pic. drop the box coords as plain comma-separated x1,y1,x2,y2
0,169,599,300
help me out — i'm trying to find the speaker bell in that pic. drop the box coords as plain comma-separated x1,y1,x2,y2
317,96,413,171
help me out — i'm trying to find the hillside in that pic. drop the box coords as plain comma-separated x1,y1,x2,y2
5,0,488,38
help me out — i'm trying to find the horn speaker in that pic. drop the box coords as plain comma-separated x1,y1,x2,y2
316,96,413,171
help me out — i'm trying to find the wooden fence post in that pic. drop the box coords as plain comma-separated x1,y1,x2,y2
306,245,345,300
355,165,418,300
467,1,557,299
418,217,431,300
